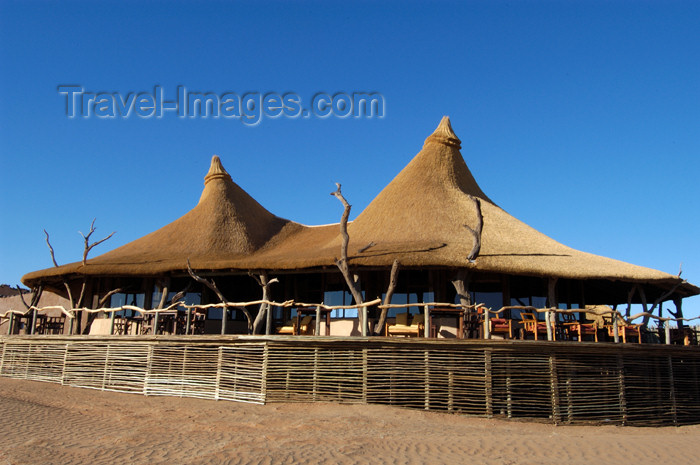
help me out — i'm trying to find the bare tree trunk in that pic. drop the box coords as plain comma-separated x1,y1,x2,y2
250,271,279,334
331,183,365,309
374,259,400,336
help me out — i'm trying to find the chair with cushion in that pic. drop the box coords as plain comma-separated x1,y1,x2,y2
560,313,598,342
386,312,425,337
489,317,513,339
277,315,314,335
520,312,551,341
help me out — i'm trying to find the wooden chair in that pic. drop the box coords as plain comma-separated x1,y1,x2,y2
489,317,513,339
386,313,424,337
520,312,551,341
560,313,598,342
603,313,642,344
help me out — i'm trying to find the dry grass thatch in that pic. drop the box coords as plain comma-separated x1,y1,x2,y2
22,118,698,297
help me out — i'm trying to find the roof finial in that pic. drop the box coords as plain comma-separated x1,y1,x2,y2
204,155,232,185
424,116,461,149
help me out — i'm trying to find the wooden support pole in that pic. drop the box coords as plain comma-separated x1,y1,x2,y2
266,303,273,335
424,307,430,338
30,309,37,335
484,308,490,339
545,310,553,341
613,316,620,343
361,306,367,337
153,311,160,335
186,307,192,335
109,310,115,335
7,313,14,335
221,307,227,335
315,306,321,336
665,320,671,345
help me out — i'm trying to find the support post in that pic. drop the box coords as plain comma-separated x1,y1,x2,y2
545,310,553,341
424,307,430,338
266,302,273,335
221,307,227,335
109,310,116,335
484,308,490,339
315,306,321,336
7,313,14,335
30,309,37,335
361,306,367,337
613,315,620,343
185,307,192,335
665,320,671,345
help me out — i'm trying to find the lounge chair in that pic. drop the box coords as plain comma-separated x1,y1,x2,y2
277,315,314,335
386,312,425,337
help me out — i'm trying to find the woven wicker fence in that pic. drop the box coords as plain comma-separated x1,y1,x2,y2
1,335,699,426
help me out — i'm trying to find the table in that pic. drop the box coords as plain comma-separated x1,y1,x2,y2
429,307,466,339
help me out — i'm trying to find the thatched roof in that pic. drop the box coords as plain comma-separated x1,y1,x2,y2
22,119,698,297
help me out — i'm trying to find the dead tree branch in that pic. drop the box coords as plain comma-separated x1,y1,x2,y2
187,259,253,333
374,259,400,335
331,183,365,307
43,230,59,268
464,196,483,262
79,218,116,265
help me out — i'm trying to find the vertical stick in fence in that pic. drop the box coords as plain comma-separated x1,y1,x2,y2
102,344,111,391
215,347,223,401
484,348,493,417
506,375,513,419
549,355,561,424
616,354,627,425
0,341,5,375
60,343,69,385
186,308,192,335
448,369,454,412
668,356,678,425
424,350,430,410
261,343,269,404
312,347,319,401
144,344,153,396
68,316,74,335
362,348,368,403
565,378,573,423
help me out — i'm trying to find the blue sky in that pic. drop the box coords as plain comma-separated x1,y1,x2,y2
1,0,698,318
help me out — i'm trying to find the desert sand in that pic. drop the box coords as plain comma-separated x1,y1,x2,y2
1,377,699,465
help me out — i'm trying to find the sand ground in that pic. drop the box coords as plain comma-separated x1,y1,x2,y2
1,377,699,465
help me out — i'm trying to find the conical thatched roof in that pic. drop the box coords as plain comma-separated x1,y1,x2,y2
22,119,698,298
23,156,301,278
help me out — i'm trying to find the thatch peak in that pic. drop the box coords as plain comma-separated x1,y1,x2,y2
424,116,461,149
204,155,231,185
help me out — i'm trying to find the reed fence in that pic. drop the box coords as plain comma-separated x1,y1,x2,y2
1,335,698,426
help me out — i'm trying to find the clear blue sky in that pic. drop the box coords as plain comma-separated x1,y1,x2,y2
1,0,698,318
